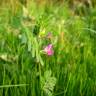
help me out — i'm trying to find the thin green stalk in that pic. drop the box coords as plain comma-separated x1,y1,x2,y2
0,84,29,88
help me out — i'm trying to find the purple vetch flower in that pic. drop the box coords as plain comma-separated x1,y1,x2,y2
46,32,53,39
44,44,54,56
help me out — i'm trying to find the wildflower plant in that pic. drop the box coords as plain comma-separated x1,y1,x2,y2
43,44,54,56
41,70,57,96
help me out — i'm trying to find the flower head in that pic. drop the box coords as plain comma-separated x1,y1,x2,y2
39,28,46,38
44,44,54,56
46,32,53,39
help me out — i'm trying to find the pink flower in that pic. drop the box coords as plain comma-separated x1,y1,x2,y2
44,44,54,56
46,32,52,39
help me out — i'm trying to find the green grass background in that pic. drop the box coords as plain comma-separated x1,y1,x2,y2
0,0,96,96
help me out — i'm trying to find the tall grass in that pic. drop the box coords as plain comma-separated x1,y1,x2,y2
0,0,96,96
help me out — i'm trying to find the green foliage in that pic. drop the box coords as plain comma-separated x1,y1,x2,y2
41,70,56,96
0,1,96,96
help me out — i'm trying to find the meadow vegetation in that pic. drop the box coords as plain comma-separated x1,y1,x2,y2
0,0,96,96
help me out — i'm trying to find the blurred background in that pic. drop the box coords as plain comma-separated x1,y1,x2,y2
0,0,96,96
